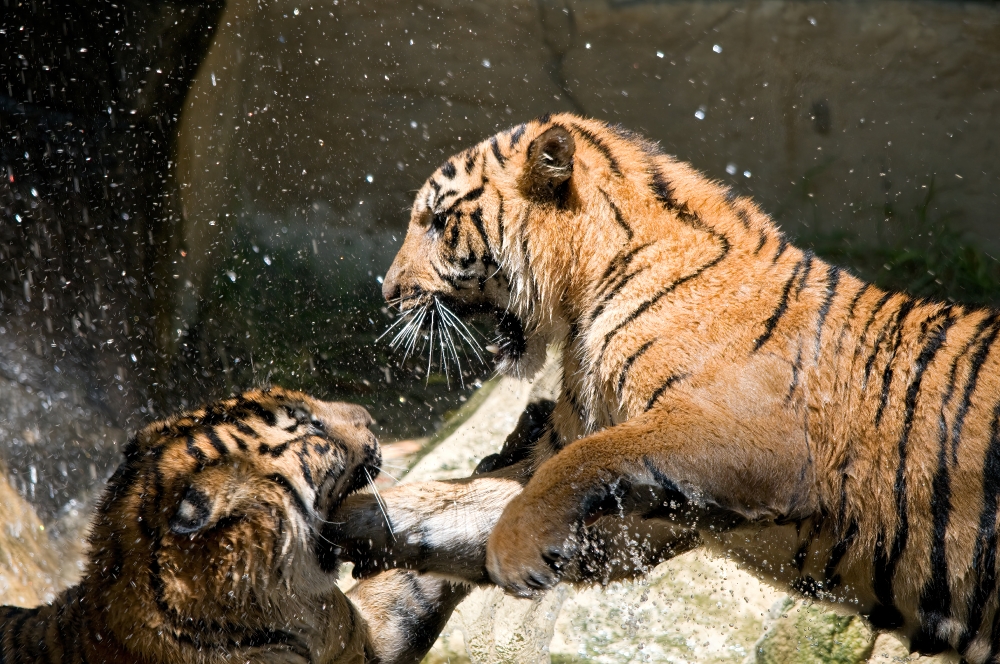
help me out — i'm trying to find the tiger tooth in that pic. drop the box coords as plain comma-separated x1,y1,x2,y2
485,344,501,355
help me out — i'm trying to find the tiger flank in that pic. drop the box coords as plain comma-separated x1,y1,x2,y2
0,387,464,664
332,113,1000,661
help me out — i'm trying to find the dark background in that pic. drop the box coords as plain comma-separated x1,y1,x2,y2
3,0,999,522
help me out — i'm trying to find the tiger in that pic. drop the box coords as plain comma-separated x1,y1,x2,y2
326,113,1000,662
0,387,466,664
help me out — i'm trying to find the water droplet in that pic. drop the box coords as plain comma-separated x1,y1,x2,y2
226,271,237,282
482,59,491,68
743,170,752,178
656,51,664,58
585,43,591,49
808,16,817,25
293,7,299,14
263,255,272,265
726,163,737,175
713,44,722,53
366,174,374,183
694,108,706,120
211,72,217,86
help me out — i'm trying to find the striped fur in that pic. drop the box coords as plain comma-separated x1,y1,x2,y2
370,114,1000,660
0,388,464,664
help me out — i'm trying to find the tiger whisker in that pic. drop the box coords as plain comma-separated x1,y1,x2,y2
436,307,465,388
437,310,452,388
391,305,427,353
436,301,485,362
425,309,435,385
400,307,429,362
365,469,395,540
387,308,423,348
377,308,418,342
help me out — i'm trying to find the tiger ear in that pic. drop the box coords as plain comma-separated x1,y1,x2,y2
521,125,575,203
169,485,213,535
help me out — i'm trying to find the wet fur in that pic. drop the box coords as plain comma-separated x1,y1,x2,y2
340,114,1000,661
0,388,463,664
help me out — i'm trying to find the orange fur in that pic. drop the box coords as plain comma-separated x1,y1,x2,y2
375,114,1000,660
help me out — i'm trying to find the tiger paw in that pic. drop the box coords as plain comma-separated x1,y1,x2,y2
485,494,580,597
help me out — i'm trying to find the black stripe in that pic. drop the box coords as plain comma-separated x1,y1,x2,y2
752,258,804,352
591,267,650,324
595,241,653,296
432,262,463,290
754,229,767,254
862,298,902,389
823,520,859,585
571,123,623,176
649,166,675,208
646,373,688,411
951,319,1000,459
510,123,527,149
445,218,460,250
603,217,730,355
235,396,277,426
266,473,310,517
599,188,633,241
918,310,966,637
617,339,655,400
773,235,789,263
793,517,824,572
732,201,751,229
444,186,485,213
259,441,290,457
440,160,456,179
10,610,33,664
874,299,916,427
297,447,315,489
873,311,955,614
468,207,492,253
537,112,551,125
834,283,870,359
490,136,506,167
496,194,506,251
464,149,477,174
787,344,803,402
794,251,815,297
960,402,1000,654
205,427,229,457
185,434,208,465
814,265,841,361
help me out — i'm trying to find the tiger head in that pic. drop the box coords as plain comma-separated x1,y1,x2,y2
382,113,652,380
87,387,379,646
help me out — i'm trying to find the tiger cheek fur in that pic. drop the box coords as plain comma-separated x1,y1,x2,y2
374,113,1000,661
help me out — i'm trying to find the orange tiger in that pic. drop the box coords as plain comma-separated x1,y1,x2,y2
0,387,465,664
331,113,1000,662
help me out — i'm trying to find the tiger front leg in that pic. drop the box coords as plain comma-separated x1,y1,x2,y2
486,395,819,597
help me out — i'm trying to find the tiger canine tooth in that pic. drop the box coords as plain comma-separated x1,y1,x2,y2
485,344,501,354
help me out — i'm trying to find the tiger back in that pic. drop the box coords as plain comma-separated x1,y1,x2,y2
332,113,1000,662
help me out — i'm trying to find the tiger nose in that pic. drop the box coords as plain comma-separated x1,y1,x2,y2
382,262,402,303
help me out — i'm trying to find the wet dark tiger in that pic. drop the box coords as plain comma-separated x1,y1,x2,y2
0,387,463,664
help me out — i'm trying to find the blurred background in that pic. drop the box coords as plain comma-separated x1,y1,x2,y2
2,0,999,567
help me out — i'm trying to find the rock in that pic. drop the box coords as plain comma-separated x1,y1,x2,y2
750,599,874,664
0,470,76,608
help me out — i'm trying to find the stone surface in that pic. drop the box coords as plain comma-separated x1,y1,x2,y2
750,600,874,664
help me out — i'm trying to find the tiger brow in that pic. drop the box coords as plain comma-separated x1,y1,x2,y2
441,186,485,215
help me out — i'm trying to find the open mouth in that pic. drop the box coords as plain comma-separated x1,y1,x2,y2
485,309,527,365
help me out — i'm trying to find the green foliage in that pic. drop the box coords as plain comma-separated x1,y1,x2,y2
796,178,1000,307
